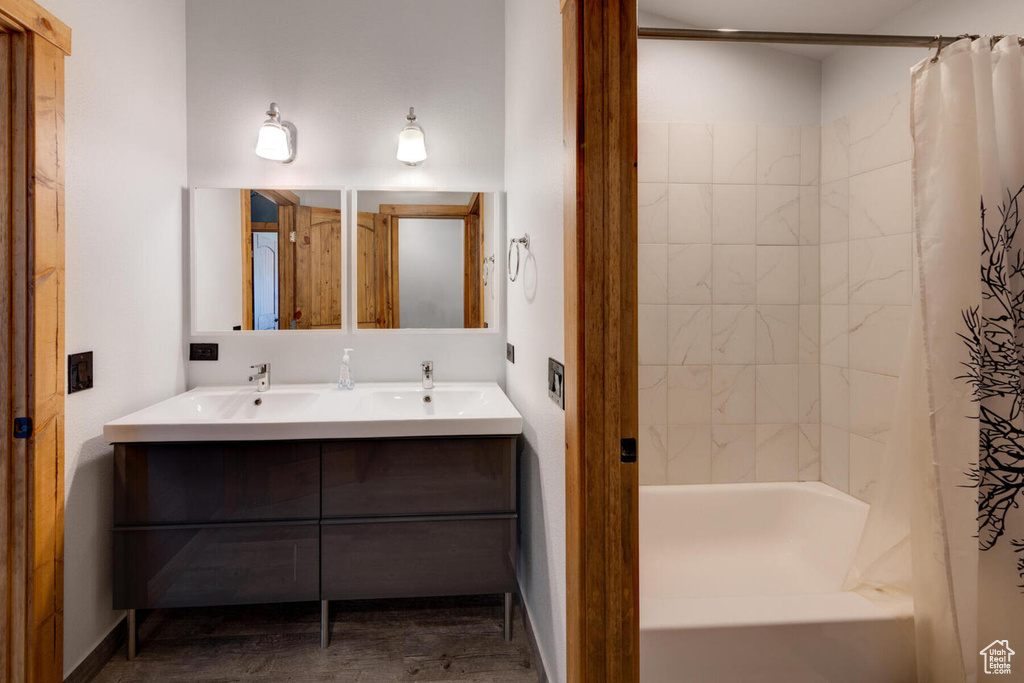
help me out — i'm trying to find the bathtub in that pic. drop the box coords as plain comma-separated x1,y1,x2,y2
641,482,916,683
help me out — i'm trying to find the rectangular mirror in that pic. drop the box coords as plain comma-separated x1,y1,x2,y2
193,188,344,332
355,191,497,330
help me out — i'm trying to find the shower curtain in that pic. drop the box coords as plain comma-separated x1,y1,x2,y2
845,36,1024,683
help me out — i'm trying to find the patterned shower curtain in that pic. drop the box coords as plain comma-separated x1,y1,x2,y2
845,36,1024,683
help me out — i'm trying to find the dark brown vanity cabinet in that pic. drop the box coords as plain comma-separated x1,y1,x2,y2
112,436,517,613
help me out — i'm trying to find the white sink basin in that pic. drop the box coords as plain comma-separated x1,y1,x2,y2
103,382,523,443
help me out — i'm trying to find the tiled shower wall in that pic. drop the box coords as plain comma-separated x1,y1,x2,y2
818,89,913,503
638,122,822,485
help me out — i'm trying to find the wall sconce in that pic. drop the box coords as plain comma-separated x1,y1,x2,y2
255,102,297,164
396,107,427,166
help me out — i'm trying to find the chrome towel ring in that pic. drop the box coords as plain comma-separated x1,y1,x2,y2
508,234,530,282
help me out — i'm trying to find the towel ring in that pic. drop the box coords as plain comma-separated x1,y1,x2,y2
508,234,530,282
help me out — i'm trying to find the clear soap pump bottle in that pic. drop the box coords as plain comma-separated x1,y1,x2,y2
338,348,355,390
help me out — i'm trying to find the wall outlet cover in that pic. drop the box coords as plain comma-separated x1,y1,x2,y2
68,352,93,394
506,343,515,363
548,358,565,410
189,343,219,361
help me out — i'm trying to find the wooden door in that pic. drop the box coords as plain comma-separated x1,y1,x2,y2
0,2,71,681
293,206,342,329
356,211,396,329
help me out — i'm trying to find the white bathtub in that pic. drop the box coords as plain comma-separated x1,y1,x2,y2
641,482,916,682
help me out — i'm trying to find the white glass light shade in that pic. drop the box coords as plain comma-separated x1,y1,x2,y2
255,121,291,162
396,109,427,166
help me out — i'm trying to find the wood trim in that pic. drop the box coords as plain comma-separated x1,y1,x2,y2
0,0,70,56
378,203,469,218
463,194,483,328
278,206,295,329
254,189,299,206
562,0,639,681
388,215,399,328
250,221,277,233
240,190,253,330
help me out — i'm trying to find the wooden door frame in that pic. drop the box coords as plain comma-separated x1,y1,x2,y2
562,0,639,681
0,2,71,682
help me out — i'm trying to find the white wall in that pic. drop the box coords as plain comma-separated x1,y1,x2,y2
398,218,465,329
194,189,243,331
639,11,822,126
504,0,566,680
185,0,507,389
821,0,1024,121
41,0,189,676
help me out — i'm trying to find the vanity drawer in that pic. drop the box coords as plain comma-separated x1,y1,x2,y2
321,437,516,517
114,442,320,525
320,517,515,600
113,522,319,609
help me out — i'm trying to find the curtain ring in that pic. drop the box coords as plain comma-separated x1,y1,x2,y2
931,36,944,63
508,234,530,282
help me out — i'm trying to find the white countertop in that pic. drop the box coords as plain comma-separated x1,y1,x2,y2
103,382,523,443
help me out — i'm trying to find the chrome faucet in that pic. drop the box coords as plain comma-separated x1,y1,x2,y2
249,363,271,392
421,361,434,391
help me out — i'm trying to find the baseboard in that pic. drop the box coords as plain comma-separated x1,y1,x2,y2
515,587,549,683
64,615,125,683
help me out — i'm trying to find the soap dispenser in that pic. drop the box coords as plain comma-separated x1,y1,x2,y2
338,348,355,390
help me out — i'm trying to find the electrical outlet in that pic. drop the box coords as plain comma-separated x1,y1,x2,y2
189,343,219,361
68,352,93,393
506,343,515,363
548,358,564,409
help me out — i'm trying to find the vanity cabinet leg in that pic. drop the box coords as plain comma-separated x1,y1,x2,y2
321,600,329,649
127,609,137,660
503,592,513,642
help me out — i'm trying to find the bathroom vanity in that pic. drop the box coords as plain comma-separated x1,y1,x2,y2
105,382,522,655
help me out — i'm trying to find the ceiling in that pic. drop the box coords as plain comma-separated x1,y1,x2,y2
638,0,921,59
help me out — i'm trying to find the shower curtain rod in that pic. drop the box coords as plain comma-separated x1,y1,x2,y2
638,26,1015,49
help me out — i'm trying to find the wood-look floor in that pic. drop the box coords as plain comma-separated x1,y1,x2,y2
91,596,538,682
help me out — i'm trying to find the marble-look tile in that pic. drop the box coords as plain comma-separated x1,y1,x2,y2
799,187,819,245
639,304,668,365
756,186,801,245
820,179,849,244
669,123,714,184
799,364,820,424
638,244,667,304
668,184,712,244
711,425,756,483
820,243,849,305
821,116,849,184
849,304,911,377
800,125,820,186
667,365,711,424
712,246,756,303
849,369,897,443
712,185,756,244
638,365,667,426
639,424,668,485
668,244,712,304
667,425,713,484
849,161,912,239
711,304,756,364
799,423,821,481
849,433,885,503
755,305,799,364
757,125,801,185
849,234,912,305
821,365,850,430
711,364,755,424
820,425,850,492
849,89,912,176
639,183,669,244
755,364,799,424
668,305,712,365
756,424,800,482
756,246,799,304
798,305,819,364
713,123,757,184
639,121,669,183
820,305,849,367
799,245,819,304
